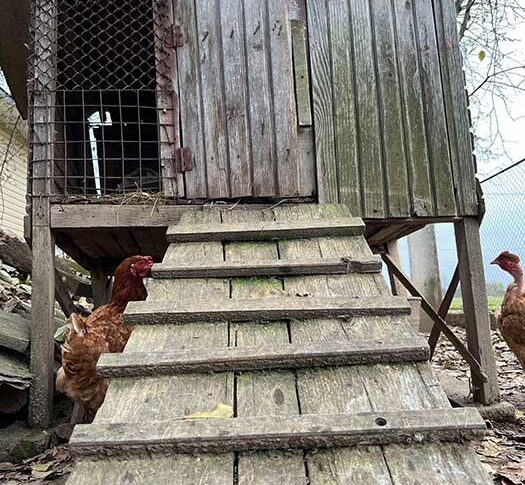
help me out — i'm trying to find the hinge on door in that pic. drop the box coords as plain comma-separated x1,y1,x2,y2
174,147,193,172
170,25,185,48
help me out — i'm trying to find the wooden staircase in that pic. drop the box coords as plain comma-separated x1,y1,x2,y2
67,204,491,484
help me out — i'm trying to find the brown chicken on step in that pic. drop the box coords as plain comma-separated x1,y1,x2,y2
491,251,525,369
56,255,154,422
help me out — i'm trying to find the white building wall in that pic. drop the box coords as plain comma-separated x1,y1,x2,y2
0,93,28,239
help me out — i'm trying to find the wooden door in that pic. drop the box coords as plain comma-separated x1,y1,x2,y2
173,0,316,200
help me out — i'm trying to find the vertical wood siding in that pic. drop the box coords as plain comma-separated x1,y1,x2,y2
308,0,477,218
174,0,316,199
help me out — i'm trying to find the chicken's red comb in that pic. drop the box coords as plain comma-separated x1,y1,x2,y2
494,251,520,263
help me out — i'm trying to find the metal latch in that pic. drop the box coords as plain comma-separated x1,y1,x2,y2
171,25,185,48
174,147,193,172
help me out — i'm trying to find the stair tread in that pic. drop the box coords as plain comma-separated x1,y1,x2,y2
166,218,365,242
152,256,382,278
70,408,485,456
96,337,430,377
124,295,412,325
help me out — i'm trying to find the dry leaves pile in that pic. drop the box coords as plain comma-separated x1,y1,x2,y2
0,446,71,484
433,327,525,484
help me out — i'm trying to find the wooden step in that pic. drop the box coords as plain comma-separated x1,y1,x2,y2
151,256,382,279
124,296,411,325
166,218,365,243
69,408,485,457
97,338,430,377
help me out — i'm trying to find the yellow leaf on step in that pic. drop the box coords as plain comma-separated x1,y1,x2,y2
183,403,233,420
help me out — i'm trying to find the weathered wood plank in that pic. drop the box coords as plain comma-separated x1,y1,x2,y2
275,205,396,481
97,338,430,377
274,204,488,483
174,0,207,198
268,0,299,196
350,0,384,218
455,218,499,404
297,126,316,197
291,19,312,127
152,255,382,278
274,204,407,481
371,0,410,217
0,311,31,353
244,0,277,196
392,0,433,216
50,205,198,229
30,205,56,428
306,0,338,202
327,0,360,210
124,295,411,325
384,443,492,484
0,350,32,389
220,0,252,197
195,0,230,198
67,455,233,485
89,209,234,483
153,0,181,197
166,217,365,242
413,0,456,216
431,0,478,216
223,209,306,484
70,408,485,456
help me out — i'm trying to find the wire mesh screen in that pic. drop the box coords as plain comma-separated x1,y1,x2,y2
480,162,525,292
30,0,176,197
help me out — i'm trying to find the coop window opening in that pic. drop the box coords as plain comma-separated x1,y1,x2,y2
30,0,175,197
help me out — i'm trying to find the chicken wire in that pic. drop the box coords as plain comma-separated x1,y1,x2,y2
29,0,176,197
480,161,525,291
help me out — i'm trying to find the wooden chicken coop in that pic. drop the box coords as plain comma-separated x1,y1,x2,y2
1,0,499,434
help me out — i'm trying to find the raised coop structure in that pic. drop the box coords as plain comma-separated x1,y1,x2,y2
10,0,499,469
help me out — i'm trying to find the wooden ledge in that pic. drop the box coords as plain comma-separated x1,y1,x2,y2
151,256,382,279
70,408,485,456
166,218,365,242
97,338,430,377
124,296,412,325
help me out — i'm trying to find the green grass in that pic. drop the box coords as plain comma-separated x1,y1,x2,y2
449,296,503,313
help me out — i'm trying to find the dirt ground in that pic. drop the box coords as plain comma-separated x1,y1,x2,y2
1,328,524,484
432,327,525,484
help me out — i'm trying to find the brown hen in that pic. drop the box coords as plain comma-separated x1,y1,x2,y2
492,251,525,368
56,255,153,421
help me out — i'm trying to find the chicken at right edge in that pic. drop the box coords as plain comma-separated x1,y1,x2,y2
491,251,525,369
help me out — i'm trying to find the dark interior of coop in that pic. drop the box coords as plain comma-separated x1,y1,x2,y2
53,0,162,196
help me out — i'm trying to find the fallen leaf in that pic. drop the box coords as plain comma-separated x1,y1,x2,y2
184,403,233,420
32,462,55,472
54,324,71,342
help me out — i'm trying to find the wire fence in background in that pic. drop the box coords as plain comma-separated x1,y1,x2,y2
480,160,525,293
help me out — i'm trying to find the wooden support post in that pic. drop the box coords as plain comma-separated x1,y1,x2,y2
408,225,443,332
29,199,55,428
386,240,408,297
90,266,113,308
29,0,58,428
455,217,500,404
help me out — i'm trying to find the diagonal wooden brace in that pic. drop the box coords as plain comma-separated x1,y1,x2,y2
428,265,460,356
381,254,487,384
